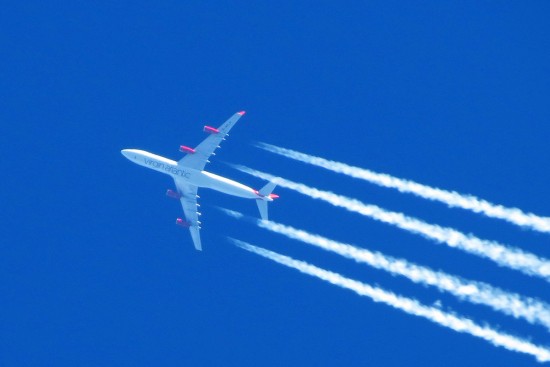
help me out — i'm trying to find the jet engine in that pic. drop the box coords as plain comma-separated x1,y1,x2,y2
203,126,219,134
179,145,196,154
176,218,191,227
166,189,181,199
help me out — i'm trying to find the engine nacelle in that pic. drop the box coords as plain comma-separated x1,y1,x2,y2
180,145,196,154
166,189,181,199
204,126,219,134
176,218,191,227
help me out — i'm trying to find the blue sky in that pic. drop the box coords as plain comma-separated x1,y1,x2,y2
2,1,550,366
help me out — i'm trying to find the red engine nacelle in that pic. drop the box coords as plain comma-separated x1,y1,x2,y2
180,145,195,154
176,218,191,227
166,189,181,199
204,126,219,134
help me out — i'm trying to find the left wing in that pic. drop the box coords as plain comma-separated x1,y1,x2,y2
174,178,202,251
178,111,245,171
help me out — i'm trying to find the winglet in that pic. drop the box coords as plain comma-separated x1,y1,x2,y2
237,111,246,116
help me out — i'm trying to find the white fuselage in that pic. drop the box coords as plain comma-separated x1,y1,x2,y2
121,149,264,200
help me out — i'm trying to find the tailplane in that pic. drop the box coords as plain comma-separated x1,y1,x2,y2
259,180,277,197
255,180,279,220
256,200,269,221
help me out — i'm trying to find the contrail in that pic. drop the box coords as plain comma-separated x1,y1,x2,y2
220,208,550,331
230,165,550,282
230,238,550,363
256,142,550,234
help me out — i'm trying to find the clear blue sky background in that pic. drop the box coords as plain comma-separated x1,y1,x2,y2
2,2,550,366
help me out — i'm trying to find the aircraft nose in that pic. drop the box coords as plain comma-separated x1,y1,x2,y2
121,149,132,159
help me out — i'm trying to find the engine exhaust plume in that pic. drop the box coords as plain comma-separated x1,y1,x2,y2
229,165,550,282
219,208,550,331
256,142,550,234
230,238,550,363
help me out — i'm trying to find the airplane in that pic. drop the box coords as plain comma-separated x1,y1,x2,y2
121,111,278,251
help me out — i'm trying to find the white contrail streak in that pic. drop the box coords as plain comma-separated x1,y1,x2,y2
220,208,550,331
231,165,550,282
257,142,550,234
230,238,550,362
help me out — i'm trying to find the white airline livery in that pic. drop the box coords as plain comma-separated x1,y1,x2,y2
121,111,278,251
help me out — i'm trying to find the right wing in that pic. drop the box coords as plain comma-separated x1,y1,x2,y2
174,178,202,251
178,111,245,171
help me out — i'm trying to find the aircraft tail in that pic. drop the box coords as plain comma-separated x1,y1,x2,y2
256,180,279,220
256,200,269,221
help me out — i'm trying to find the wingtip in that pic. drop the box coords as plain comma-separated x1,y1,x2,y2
237,110,246,116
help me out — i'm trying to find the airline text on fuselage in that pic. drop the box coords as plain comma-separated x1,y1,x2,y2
144,158,191,178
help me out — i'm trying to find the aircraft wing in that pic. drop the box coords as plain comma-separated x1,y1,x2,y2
174,178,202,251
178,111,245,171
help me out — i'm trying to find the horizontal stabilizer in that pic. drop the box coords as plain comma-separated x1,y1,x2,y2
255,179,279,220
256,200,268,221
259,180,278,196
